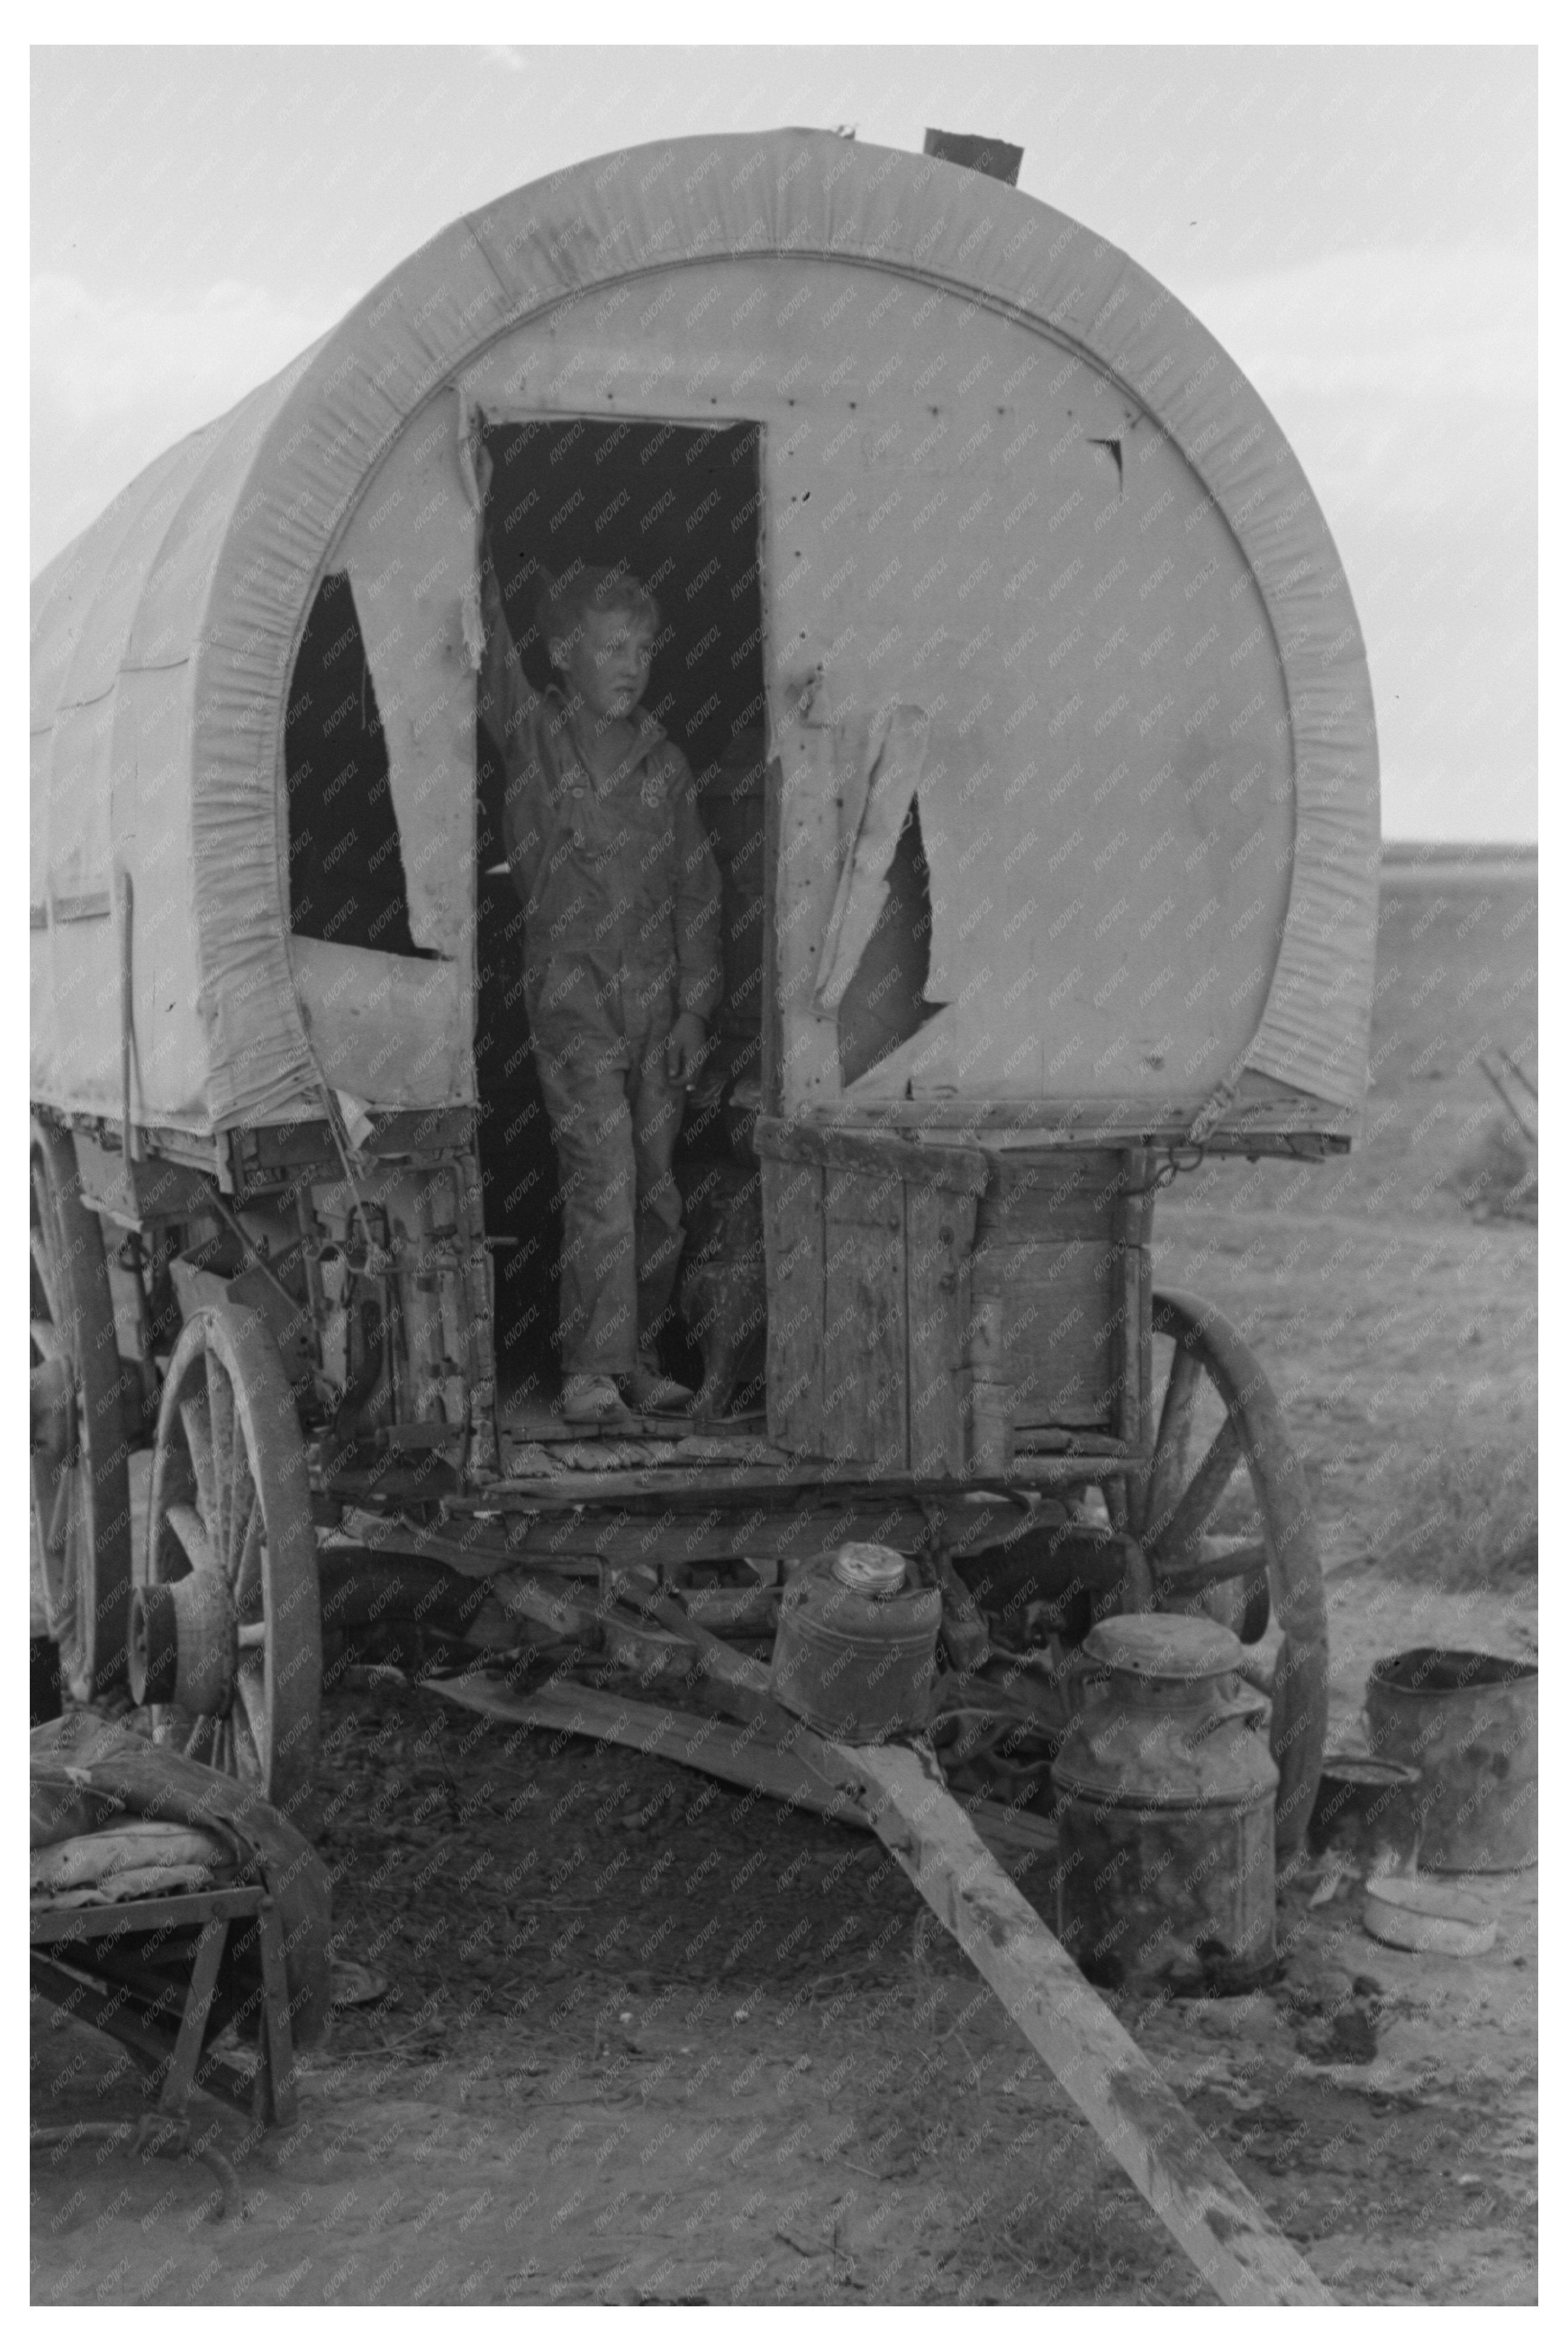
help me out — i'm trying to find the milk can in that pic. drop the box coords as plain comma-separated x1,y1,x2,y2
770,1544,942,1743
1053,1615,1279,1993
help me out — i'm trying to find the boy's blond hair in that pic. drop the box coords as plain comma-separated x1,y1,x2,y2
539,563,659,654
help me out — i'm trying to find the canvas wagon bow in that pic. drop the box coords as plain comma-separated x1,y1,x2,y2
32,126,1377,2300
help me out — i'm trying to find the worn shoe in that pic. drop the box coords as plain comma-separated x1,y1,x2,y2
619,1365,696,1414
560,1373,629,1424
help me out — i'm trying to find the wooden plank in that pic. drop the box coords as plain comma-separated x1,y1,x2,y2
973,1242,1117,1420
1116,1186,1154,1451
824,1174,907,1471
160,1916,227,2115
760,752,783,1114
30,1886,265,1943
906,1180,977,1477
425,1655,1324,2300
437,1673,869,1822
971,1240,1120,1289
814,1739,1333,2306
457,1458,1128,1507
72,1133,220,1228
806,1100,1354,1150
756,1114,990,1196
974,1198,1124,1243
425,1672,1060,1870
760,1153,825,1453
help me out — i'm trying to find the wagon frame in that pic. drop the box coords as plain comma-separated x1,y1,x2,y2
31,127,1377,1850
32,127,1382,2306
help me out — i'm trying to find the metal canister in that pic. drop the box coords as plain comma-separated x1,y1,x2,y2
1053,1615,1280,1993
1365,1648,1538,1872
770,1545,941,1743
1307,1753,1424,1876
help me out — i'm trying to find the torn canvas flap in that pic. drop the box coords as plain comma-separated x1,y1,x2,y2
812,703,931,1015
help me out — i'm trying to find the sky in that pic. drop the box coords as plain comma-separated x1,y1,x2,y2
30,43,1538,840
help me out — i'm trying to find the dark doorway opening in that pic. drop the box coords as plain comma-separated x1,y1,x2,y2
473,414,768,1413
285,572,420,956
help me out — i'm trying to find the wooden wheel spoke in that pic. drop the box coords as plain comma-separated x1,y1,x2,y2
227,1454,258,1584
1145,1343,1202,1532
233,1496,264,1609
234,1663,269,1765
182,1714,215,1763
231,1696,263,1780
46,1467,71,1555
146,1299,317,1807
1153,1538,1270,1598
166,1500,219,1577
1155,1417,1245,1558
179,1390,217,1523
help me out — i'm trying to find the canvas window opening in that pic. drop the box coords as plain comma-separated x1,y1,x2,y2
284,572,425,958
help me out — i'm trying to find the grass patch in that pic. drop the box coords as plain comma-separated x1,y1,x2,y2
1361,1430,1537,1588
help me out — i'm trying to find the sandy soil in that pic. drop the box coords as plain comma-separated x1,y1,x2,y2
31,868,1536,2306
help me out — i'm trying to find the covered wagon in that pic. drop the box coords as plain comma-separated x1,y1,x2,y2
30,127,1378,1848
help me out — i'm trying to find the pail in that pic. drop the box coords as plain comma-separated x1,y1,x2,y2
1365,1648,1537,1872
1054,1615,1279,1993
1307,1753,1423,1875
770,1546,940,1742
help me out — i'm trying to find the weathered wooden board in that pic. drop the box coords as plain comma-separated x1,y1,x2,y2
426,1672,1061,1870
819,1739,1333,2306
755,1115,990,1196
823,1167,908,1470
905,1181,978,1477
428,1642,1329,2305
760,1153,825,1453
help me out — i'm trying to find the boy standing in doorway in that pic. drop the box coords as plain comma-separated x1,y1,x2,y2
479,537,723,1423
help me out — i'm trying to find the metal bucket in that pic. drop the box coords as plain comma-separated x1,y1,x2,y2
770,1548,941,1743
1307,1753,1424,1875
1365,1648,1537,1872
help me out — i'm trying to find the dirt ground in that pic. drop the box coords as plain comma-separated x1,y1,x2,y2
30,860,1537,2306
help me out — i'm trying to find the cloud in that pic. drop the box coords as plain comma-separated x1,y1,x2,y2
1177,244,1535,409
32,273,353,569
1172,246,1536,838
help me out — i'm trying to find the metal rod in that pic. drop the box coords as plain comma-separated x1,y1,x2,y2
117,867,139,1162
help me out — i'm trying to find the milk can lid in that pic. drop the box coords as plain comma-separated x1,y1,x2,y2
1082,1614,1243,1682
831,1543,908,1596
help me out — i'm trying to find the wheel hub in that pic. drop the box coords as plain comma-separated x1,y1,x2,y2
129,1573,238,1714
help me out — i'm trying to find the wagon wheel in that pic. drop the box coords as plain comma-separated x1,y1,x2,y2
132,1302,321,1816
1099,1287,1328,1856
29,1117,133,1700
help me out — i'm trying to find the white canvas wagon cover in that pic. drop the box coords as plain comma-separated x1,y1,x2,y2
31,128,1378,1144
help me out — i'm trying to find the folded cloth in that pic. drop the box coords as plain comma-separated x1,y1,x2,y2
30,1714,332,2048
39,1865,226,1907
30,1821,235,1897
